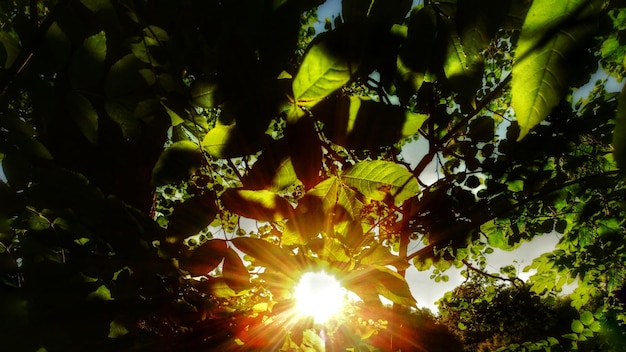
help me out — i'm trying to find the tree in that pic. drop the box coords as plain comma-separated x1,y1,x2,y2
1,0,626,350
437,272,611,351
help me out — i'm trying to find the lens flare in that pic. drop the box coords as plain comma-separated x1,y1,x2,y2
294,271,345,324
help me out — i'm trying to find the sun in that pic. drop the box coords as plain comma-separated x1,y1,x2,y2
294,271,346,324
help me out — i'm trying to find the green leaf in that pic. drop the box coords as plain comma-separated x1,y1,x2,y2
307,176,363,221
512,0,600,140
341,160,419,204
88,285,113,301
301,329,325,352
65,91,99,144
165,193,217,244
349,265,417,307
190,77,222,109
571,319,584,333
442,21,484,102
359,243,409,271
220,189,293,221
319,238,351,263
589,321,602,332
179,239,228,276
230,237,298,277
0,31,21,69
108,319,128,338
69,31,107,89
579,310,594,326
613,84,626,172
151,141,203,186
201,123,263,158
292,36,358,107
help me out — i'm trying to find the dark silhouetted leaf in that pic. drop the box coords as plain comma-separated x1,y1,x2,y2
0,31,21,69
69,31,107,89
65,91,99,144
313,96,428,149
287,118,322,189
166,193,217,245
468,115,495,142
220,188,293,221
151,141,203,186
180,239,228,276
222,248,250,291
105,54,155,97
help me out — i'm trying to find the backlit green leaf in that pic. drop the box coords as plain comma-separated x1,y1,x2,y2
307,176,363,220
342,160,419,204
360,243,409,271
231,237,298,277
88,285,113,301
580,310,594,326
512,0,600,140
301,329,325,352
293,37,358,107
571,319,584,333
364,265,416,306
65,91,99,144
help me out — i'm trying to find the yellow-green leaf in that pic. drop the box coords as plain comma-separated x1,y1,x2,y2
571,319,584,333
293,38,358,107
341,160,419,204
231,237,299,277
512,0,601,140
88,285,113,301
108,319,128,338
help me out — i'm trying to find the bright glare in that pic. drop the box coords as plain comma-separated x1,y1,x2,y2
294,271,345,324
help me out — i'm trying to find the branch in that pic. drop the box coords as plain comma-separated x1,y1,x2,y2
404,169,621,262
461,259,525,288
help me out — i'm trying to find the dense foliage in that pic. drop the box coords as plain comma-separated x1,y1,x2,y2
1,0,626,350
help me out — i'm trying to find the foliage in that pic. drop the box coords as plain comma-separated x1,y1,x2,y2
436,273,615,351
1,0,626,351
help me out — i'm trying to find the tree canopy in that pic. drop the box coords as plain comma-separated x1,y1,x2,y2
1,0,626,350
